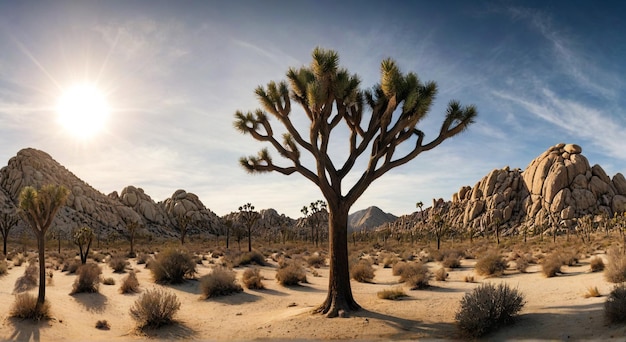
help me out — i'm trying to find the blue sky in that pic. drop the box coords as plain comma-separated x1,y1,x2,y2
0,1,624,218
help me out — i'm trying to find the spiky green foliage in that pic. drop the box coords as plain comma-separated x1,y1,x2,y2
72,226,94,264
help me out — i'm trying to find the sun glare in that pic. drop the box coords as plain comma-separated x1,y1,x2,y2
56,84,110,139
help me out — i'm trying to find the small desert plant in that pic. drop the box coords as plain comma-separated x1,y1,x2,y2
233,250,267,267
455,283,525,337
381,253,398,268
464,275,475,283
63,259,81,274
395,262,429,289
95,319,110,330
120,271,140,294
13,262,39,293
102,277,116,285
590,256,605,272
584,286,601,298
108,256,128,273
350,259,375,283
0,259,8,275
442,253,462,268
605,248,626,283
515,257,529,273
306,254,326,268
136,253,150,265
276,262,307,286
9,293,51,320
149,248,196,284
242,267,264,289
12,253,26,267
71,263,102,294
605,284,626,324
199,267,243,298
377,287,408,300
475,252,508,277
435,267,448,281
129,288,181,328
542,253,562,277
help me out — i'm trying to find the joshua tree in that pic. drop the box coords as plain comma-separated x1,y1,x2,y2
18,185,70,310
73,226,94,264
416,201,425,224
0,208,19,256
125,220,141,257
238,203,259,252
234,48,476,317
175,213,192,245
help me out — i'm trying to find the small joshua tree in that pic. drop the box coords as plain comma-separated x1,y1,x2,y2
1,208,19,257
73,226,94,264
238,203,259,252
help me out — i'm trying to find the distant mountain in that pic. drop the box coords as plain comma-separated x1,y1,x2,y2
348,206,397,232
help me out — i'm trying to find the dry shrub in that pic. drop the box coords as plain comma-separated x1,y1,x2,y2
351,259,375,283
442,254,462,269
590,256,605,272
559,250,579,266
605,284,626,324
71,263,102,294
9,293,51,320
381,253,398,268
605,248,626,283
233,251,267,267
136,253,150,265
306,254,326,268
584,286,601,298
102,277,116,285
475,252,508,277
13,262,38,293
129,288,181,328
120,271,140,294
455,283,525,337
200,267,243,298
377,287,407,300
0,259,8,276
542,253,562,277
63,259,81,274
435,267,448,281
108,256,128,273
464,275,475,283
12,253,26,267
96,319,110,330
242,267,264,289
276,262,307,286
395,262,429,290
514,257,530,273
149,248,196,284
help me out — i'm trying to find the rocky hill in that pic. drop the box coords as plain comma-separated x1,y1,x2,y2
349,206,397,232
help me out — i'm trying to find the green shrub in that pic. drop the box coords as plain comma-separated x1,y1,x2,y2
149,248,196,284
9,293,51,320
350,260,375,283
108,256,128,273
242,267,264,290
200,267,243,298
605,284,626,324
605,248,626,283
13,262,38,293
590,256,605,272
455,283,525,337
542,253,562,277
130,288,180,328
377,287,407,300
120,271,140,294
71,263,102,294
276,262,307,286
475,252,508,277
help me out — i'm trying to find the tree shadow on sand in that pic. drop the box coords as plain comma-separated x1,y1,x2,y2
352,309,458,340
137,321,197,340
71,292,108,313
4,317,52,342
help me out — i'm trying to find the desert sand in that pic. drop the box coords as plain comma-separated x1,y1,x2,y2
1,249,626,341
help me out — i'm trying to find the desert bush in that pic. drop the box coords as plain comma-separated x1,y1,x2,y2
108,256,128,273
136,253,150,265
307,254,326,268
605,248,626,283
276,262,307,286
242,267,264,289
149,248,196,284
13,262,39,293
584,286,601,298
199,267,243,298
233,250,267,267
351,259,375,283
475,252,508,277
435,267,448,281
0,259,8,275
12,253,26,267
442,253,462,269
102,277,116,285
63,259,81,274
377,287,407,300
95,319,110,330
120,271,140,294
395,262,429,290
590,256,605,272
9,293,51,320
71,263,102,294
455,283,525,337
605,284,626,324
129,288,181,328
464,275,475,283
542,253,562,277
381,253,398,268
515,257,529,273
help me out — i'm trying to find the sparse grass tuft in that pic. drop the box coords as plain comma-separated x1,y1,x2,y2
10,293,51,320
102,277,116,285
95,320,110,330
435,267,448,281
377,287,407,300
605,248,626,283
233,251,266,267
0,259,8,275
200,267,243,298
464,275,475,283
584,286,601,298
590,256,605,272
130,288,181,328
242,267,264,289
350,260,375,283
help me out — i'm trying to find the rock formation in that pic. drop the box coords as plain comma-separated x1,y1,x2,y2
349,206,398,232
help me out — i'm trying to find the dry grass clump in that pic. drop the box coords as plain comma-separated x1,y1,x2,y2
0,259,8,275
306,253,326,268
380,252,399,268
241,267,264,289
149,248,196,284
276,262,307,286
102,277,116,285
464,275,475,283
394,261,430,290
120,271,140,294
584,286,601,298
442,254,462,269
377,287,408,300
455,283,525,338
475,252,508,277
233,251,267,267
515,257,530,273
13,262,38,293
605,248,626,283
71,263,102,294
136,253,151,265
95,319,110,330
200,267,243,298
435,267,448,281
590,256,605,272
12,253,26,267
9,293,51,320
605,284,626,324
130,288,181,328
351,259,375,283
63,259,81,274
542,253,563,277
108,256,128,273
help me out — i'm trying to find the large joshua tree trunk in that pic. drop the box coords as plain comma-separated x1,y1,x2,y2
315,203,360,317
37,232,46,307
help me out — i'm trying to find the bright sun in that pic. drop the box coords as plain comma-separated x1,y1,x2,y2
56,84,110,139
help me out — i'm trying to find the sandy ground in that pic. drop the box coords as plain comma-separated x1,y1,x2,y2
1,251,626,341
